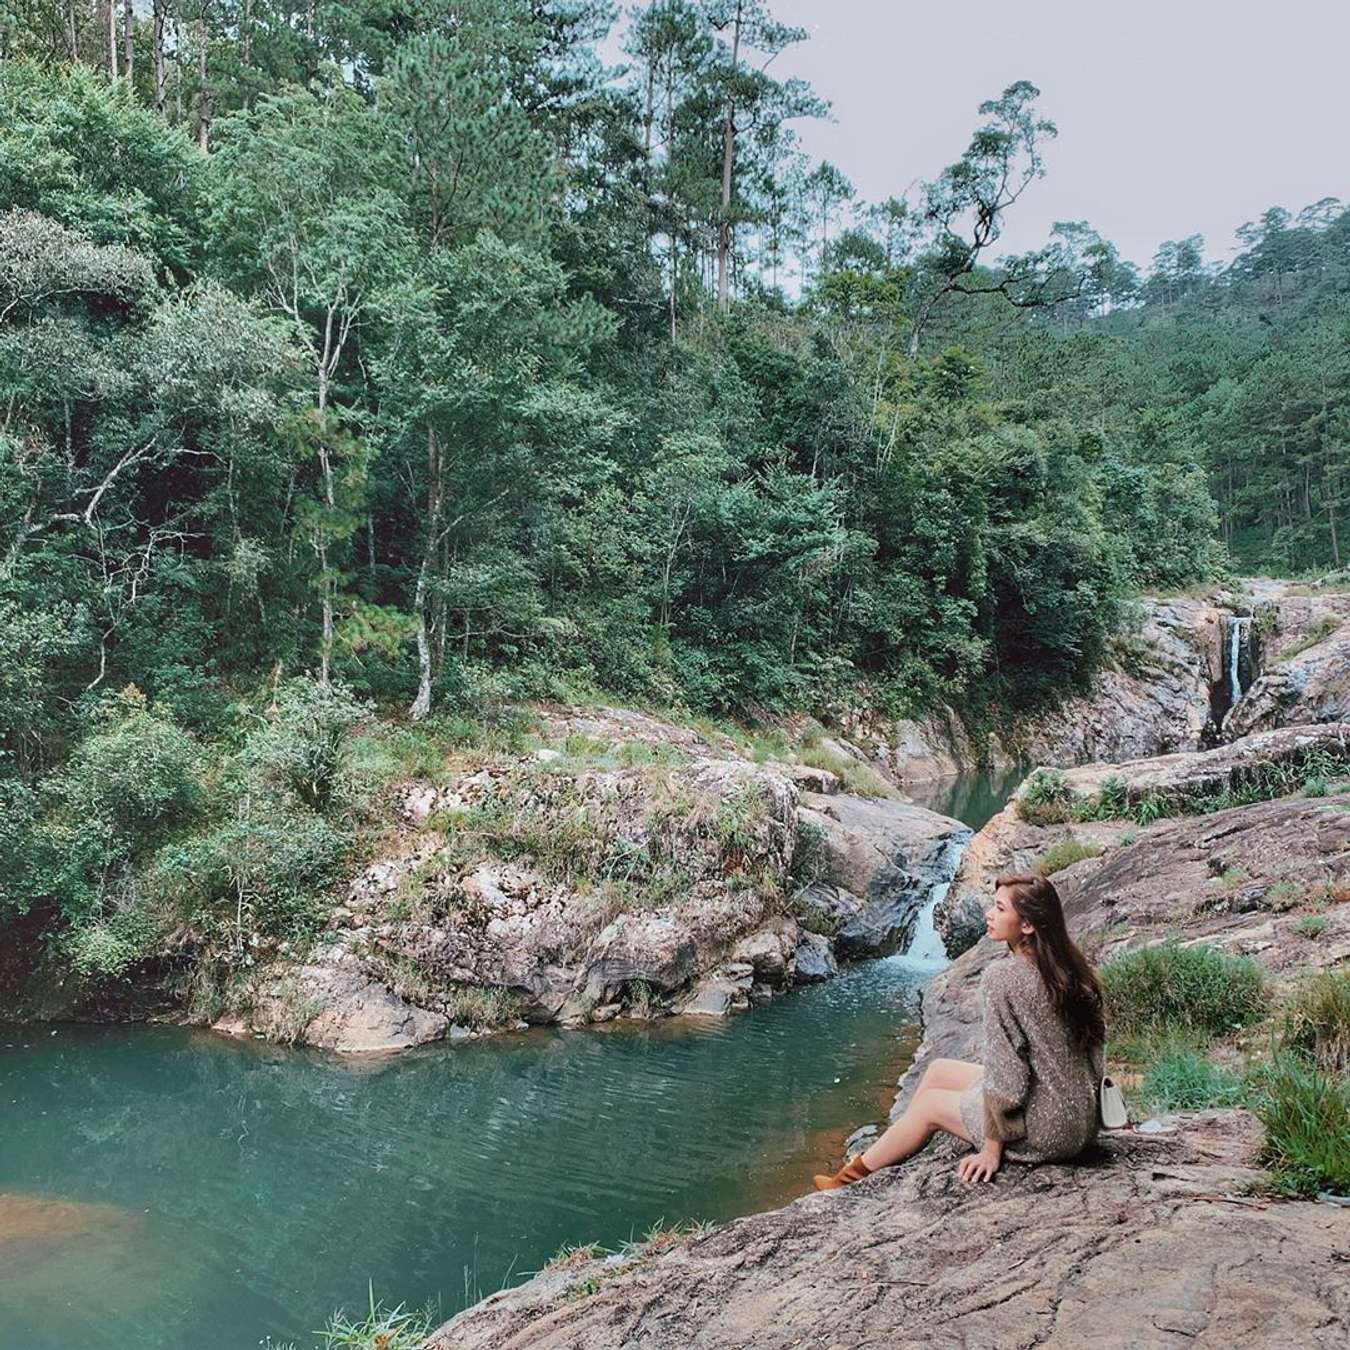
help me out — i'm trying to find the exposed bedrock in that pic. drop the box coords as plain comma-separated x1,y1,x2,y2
427,1111,1348,1350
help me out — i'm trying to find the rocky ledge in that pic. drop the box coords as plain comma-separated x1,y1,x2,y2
428,1110,1348,1349
221,713,966,1052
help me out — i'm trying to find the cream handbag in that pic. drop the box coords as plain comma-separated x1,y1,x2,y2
1099,1075,1129,1129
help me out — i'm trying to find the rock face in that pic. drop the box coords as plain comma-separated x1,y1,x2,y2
223,736,964,1051
936,722,1350,955
427,1111,1349,1350
796,792,969,959
1225,585,1350,738
997,595,1232,769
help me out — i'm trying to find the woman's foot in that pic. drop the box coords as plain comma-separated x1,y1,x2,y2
811,1152,874,1191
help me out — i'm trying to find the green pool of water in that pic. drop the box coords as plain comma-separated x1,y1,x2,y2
0,769,1015,1349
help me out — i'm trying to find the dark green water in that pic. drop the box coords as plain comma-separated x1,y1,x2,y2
0,770,1015,1350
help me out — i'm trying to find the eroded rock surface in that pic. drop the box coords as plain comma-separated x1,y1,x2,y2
224,741,964,1050
427,1111,1349,1350
997,595,1230,769
1226,587,1350,738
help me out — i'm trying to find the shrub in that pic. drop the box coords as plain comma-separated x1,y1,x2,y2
1016,768,1072,825
1139,1050,1246,1111
1291,914,1327,939
58,907,162,979
53,688,203,848
1033,836,1103,876
1279,970,1350,1073
1248,1054,1350,1196
1100,942,1267,1039
150,804,345,944
237,678,368,812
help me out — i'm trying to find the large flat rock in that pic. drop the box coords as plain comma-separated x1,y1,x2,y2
427,1112,1349,1349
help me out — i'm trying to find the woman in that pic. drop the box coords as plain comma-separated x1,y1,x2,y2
812,872,1106,1190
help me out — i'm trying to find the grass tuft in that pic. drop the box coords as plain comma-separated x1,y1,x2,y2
1032,835,1103,877
1100,942,1267,1040
1139,1050,1246,1111
1279,970,1350,1073
1247,1053,1350,1197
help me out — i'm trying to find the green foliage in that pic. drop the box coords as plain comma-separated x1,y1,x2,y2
1016,768,1072,824
1247,1054,1350,1197
238,680,369,813
1031,834,1103,876
1,10,1346,1017
1139,1050,1246,1111
1279,970,1350,1073
1100,942,1268,1040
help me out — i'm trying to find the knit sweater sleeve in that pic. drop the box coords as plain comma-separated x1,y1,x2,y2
980,962,1032,1143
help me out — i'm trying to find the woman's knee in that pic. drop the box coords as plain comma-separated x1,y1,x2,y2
921,1058,975,1092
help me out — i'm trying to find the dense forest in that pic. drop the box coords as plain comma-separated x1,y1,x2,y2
1,2,1347,983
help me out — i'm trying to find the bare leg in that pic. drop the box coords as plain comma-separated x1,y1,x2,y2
861,1085,973,1171
915,1058,983,1094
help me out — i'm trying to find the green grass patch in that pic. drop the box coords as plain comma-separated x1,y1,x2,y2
1291,914,1328,939
1277,615,1340,663
1279,970,1350,1073
797,746,901,799
1100,942,1267,1041
1032,835,1103,877
1139,1049,1247,1111
1247,1053,1350,1197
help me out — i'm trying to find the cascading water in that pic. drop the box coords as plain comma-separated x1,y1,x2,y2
894,830,970,971
1228,615,1251,707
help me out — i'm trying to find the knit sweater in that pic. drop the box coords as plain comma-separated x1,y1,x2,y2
958,953,1105,1164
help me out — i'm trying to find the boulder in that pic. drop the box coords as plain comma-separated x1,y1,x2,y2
679,967,752,1017
240,960,449,1054
790,932,836,984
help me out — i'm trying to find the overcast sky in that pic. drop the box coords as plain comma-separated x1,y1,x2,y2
604,0,1350,269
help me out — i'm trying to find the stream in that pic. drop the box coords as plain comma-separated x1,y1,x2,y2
0,768,1018,1350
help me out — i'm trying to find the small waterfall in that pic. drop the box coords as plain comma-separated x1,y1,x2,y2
894,832,969,970
1228,615,1251,707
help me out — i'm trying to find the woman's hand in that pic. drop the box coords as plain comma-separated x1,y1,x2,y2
957,1142,1002,1184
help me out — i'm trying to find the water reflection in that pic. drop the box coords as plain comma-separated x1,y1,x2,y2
0,767,1017,1349
0,958,928,1350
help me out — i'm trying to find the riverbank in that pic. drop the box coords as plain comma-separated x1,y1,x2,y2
431,1111,1348,1349
429,717,1350,1348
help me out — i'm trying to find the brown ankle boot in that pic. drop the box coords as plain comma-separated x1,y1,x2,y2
811,1151,874,1192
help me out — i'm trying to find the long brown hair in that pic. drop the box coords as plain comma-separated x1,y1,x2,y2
995,872,1106,1050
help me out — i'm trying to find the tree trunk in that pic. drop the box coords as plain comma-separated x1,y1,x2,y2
106,0,118,77
410,558,433,720
409,426,443,720
666,61,677,342
315,360,334,686
715,3,743,311
643,60,654,156
195,13,211,152
153,1,166,113
122,0,134,84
